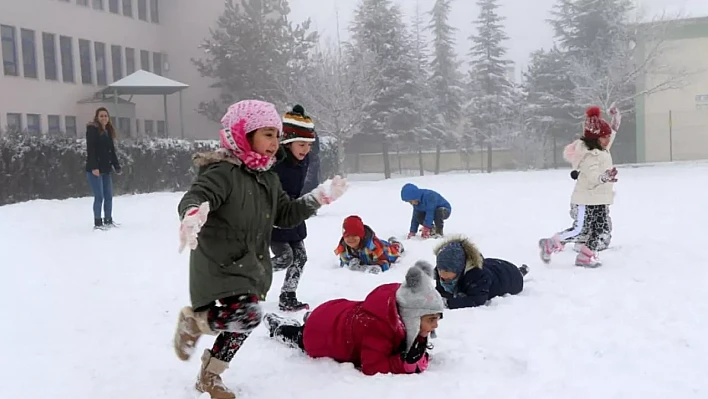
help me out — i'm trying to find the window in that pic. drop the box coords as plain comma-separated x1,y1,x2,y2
1,25,18,76
79,39,92,84
92,0,103,10
110,117,117,127
20,29,37,78
122,0,133,17
65,116,77,136
118,117,131,136
48,115,61,133
94,42,106,85
144,119,154,134
77,0,89,6
42,33,57,80
125,47,135,74
140,49,149,71
27,114,41,133
137,0,147,20
149,0,159,23
152,52,162,75
59,36,74,83
157,120,165,136
111,45,122,81
109,0,119,13
6,113,21,131
135,119,141,135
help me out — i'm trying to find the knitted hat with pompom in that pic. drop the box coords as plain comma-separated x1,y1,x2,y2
395,261,445,352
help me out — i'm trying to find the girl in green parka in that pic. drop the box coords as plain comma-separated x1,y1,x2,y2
172,99,348,399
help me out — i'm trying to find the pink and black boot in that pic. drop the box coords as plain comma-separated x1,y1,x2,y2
575,244,601,268
538,234,564,263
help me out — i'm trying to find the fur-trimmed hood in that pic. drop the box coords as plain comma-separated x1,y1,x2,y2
433,235,483,272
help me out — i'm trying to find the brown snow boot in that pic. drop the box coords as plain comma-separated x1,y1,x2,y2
173,306,216,361
195,349,236,399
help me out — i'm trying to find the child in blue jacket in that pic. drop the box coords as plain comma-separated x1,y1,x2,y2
400,183,451,239
433,236,529,309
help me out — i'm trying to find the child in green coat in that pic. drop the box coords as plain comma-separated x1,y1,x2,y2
173,99,347,399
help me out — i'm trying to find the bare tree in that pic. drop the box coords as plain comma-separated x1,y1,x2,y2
291,40,380,175
566,10,702,114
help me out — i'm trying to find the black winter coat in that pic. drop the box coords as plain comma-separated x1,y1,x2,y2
271,147,310,243
85,123,121,174
433,237,524,309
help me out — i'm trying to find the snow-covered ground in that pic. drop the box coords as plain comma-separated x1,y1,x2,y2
2,162,707,398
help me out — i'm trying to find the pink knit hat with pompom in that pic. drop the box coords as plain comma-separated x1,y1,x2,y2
218,100,283,171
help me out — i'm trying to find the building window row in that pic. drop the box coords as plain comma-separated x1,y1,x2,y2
4,112,165,137
1,23,166,84
60,0,159,24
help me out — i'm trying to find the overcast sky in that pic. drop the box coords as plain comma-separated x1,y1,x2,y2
289,0,708,79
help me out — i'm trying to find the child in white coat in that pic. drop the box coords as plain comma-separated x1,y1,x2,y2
539,105,620,267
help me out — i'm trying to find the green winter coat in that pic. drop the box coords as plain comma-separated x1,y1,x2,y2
177,148,320,309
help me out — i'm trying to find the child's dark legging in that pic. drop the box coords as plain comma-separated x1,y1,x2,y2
271,240,307,295
273,324,305,350
86,171,113,220
197,294,263,363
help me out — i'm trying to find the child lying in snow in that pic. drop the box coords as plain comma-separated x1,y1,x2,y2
434,236,529,309
334,215,404,274
264,262,445,376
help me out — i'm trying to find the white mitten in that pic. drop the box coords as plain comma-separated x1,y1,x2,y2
312,175,348,205
178,201,210,253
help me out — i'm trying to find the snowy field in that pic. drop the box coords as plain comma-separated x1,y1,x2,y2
1,161,707,399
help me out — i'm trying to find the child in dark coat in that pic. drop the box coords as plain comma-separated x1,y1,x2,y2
400,183,451,238
263,262,445,376
334,215,404,274
433,236,528,309
270,105,317,312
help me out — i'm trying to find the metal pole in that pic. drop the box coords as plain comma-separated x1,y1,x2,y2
163,94,169,138
179,90,185,140
669,110,673,161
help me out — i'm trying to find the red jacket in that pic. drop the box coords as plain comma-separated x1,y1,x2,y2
302,283,411,375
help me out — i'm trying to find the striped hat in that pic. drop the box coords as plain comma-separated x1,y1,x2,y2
281,104,316,144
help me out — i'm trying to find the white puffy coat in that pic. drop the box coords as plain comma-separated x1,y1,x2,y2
563,130,616,206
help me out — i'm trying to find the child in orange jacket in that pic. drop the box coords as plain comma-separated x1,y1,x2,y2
334,215,404,274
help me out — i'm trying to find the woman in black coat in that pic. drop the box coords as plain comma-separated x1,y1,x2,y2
433,236,529,309
85,107,121,230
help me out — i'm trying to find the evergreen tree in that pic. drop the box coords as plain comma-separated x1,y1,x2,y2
466,0,514,172
349,0,420,177
193,0,317,121
427,0,466,173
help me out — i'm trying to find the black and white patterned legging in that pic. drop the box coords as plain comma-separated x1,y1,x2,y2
271,241,307,295
199,294,263,363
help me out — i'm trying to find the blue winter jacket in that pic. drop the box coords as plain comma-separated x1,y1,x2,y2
271,148,310,243
433,237,524,309
400,183,451,233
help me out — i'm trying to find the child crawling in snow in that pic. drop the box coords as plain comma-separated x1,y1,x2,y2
334,215,404,274
433,236,528,309
263,262,445,376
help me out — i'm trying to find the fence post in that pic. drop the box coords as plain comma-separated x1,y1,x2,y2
669,110,673,162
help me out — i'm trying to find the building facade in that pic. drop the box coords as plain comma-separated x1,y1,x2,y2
0,0,226,139
636,16,708,162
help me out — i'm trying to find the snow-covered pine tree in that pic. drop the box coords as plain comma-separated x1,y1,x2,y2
466,0,514,173
427,0,465,174
523,46,577,167
408,0,434,175
349,0,420,178
192,0,317,121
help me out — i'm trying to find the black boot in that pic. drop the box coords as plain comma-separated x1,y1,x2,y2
279,292,309,312
94,218,106,230
103,217,118,228
519,264,529,276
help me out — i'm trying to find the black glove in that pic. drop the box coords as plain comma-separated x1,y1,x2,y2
570,170,579,180
403,336,428,364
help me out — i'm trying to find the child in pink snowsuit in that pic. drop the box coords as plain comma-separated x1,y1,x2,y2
538,105,620,267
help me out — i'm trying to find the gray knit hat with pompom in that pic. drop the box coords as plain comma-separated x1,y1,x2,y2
395,261,446,352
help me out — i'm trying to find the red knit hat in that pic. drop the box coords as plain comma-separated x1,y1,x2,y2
342,215,365,238
583,106,612,139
